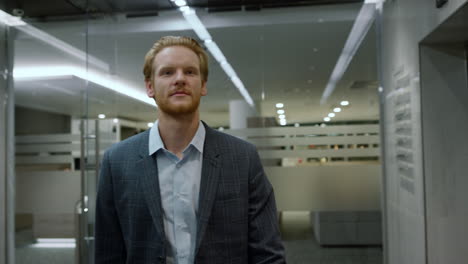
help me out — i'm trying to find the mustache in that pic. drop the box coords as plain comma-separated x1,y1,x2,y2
170,89,191,96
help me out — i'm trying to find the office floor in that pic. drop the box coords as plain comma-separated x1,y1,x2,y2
16,212,383,264
280,212,383,264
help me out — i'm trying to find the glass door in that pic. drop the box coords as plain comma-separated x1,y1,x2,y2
10,9,95,264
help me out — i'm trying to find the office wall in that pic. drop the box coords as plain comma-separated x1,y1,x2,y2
267,165,381,212
381,0,468,263
15,106,71,135
420,44,468,263
15,107,77,238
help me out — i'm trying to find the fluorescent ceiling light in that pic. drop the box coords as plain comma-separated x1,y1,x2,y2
0,8,108,71
328,113,335,118
17,24,108,72
14,66,156,107
98,114,106,119
182,10,211,41
0,9,26,26
278,114,286,119
220,62,236,78
277,109,285,114
294,123,300,127
180,8,254,107
231,76,254,106
32,238,76,248
174,0,187,7
37,238,75,243
324,117,331,122
147,122,154,128
113,118,119,123
280,120,287,126
320,3,376,104
340,100,350,106
333,107,342,112
179,6,190,12
276,103,284,108
204,40,226,64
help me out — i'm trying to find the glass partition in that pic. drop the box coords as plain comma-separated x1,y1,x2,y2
11,11,92,264
6,1,383,263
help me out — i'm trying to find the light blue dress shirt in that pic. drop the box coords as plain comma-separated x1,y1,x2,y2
148,120,205,264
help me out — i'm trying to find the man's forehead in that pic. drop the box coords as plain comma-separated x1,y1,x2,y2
154,46,200,68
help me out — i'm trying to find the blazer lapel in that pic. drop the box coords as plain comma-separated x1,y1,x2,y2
136,132,165,241
195,124,221,255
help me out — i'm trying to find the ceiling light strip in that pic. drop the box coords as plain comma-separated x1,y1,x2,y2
14,66,156,107
0,9,25,26
0,9,109,72
320,3,377,104
181,8,254,107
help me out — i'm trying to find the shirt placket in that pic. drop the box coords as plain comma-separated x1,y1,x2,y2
173,154,191,264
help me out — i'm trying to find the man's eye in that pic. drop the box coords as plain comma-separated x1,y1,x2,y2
162,71,172,75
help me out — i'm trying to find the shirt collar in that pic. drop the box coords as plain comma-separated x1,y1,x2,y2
148,120,205,156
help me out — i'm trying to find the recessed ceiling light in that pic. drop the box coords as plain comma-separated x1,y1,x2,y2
277,109,285,114
147,123,154,128
280,120,287,126
340,101,350,106
279,114,286,119
98,114,106,119
328,113,335,118
113,118,119,123
276,103,284,108
324,117,331,122
333,107,342,112
294,123,300,127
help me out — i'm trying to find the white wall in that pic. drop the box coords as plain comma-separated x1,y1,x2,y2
267,165,381,212
420,44,468,263
381,0,468,263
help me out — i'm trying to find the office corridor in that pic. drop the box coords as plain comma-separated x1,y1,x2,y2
16,212,383,264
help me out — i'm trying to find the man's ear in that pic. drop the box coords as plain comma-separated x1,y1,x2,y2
145,80,154,98
201,81,208,96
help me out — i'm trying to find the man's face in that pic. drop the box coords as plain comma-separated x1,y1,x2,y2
146,46,207,116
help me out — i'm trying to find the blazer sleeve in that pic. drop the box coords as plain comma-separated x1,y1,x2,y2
247,147,287,264
95,150,127,264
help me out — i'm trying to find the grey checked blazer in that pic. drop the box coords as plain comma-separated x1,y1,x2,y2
95,122,286,264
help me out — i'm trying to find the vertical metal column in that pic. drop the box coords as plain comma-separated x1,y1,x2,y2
375,2,388,264
0,21,8,264
79,118,90,264
5,24,15,264
0,21,15,264
77,119,99,264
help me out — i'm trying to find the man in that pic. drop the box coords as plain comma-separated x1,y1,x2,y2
95,36,286,264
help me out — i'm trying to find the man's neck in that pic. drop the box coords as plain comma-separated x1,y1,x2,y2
157,112,200,159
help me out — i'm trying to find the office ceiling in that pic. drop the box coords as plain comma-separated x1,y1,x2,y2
10,0,362,18
10,0,379,128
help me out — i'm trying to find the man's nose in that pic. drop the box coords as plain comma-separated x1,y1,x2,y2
174,70,186,85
